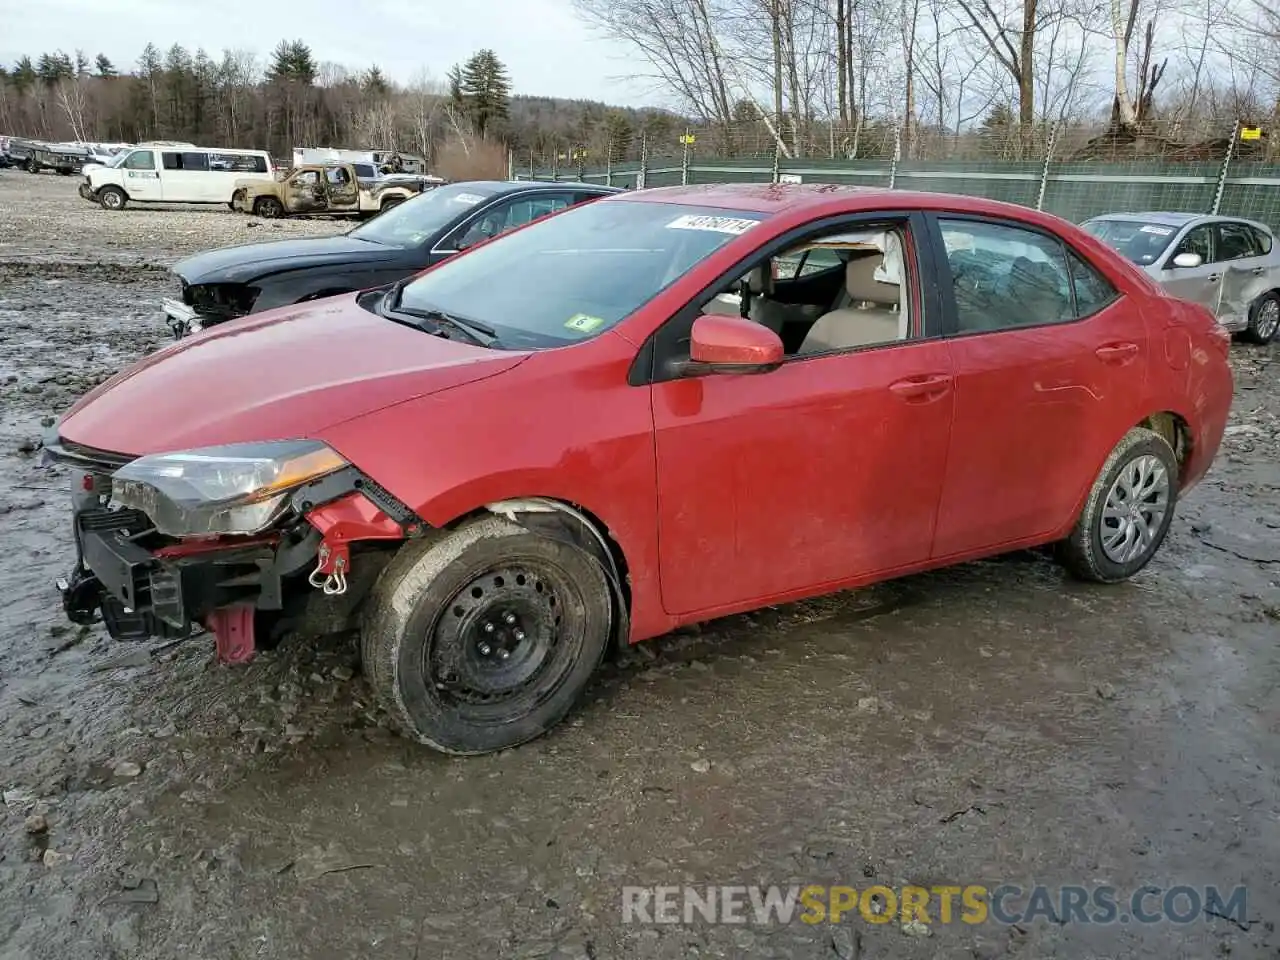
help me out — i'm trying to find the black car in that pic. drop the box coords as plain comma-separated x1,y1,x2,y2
162,180,622,336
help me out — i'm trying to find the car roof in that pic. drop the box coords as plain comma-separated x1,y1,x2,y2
606,182,1081,223
1084,210,1273,233
460,180,622,195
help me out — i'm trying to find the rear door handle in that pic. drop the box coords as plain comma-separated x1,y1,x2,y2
1095,342,1139,363
889,374,952,400
1252,267,1266,275
1207,273,1222,282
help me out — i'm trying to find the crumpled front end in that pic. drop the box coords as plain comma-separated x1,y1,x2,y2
46,432,419,664
161,272,259,339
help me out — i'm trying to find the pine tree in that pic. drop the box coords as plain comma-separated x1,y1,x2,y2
603,110,634,162
362,65,390,96
94,53,117,78
458,49,511,137
11,56,36,93
447,64,464,108
266,39,316,84
74,49,90,76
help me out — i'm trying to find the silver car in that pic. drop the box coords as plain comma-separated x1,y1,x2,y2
1081,211,1280,345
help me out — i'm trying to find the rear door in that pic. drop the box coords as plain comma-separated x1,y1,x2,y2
1214,220,1273,326
928,214,1143,558
1159,222,1221,313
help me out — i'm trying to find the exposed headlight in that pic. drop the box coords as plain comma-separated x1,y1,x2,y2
110,440,348,537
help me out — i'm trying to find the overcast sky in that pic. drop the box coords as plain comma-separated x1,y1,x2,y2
0,0,658,106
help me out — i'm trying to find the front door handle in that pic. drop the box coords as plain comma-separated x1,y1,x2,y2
1095,342,1139,363
1252,267,1266,275
889,374,952,401
1206,273,1222,282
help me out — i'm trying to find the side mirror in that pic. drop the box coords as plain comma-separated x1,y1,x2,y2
683,314,784,375
1171,251,1203,269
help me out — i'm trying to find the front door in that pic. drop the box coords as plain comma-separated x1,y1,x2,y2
650,213,954,615
928,215,1145,558
1159,222,1221,314
120,149,161,202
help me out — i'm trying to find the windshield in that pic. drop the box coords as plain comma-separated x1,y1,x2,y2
396,200,766,348
350,182,502,246
107,151,129,168
1082,218,1178,265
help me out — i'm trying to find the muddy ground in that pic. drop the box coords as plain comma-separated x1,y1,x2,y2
0,168,1277,960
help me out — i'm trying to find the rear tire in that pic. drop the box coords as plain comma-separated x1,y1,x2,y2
380,196,404,213
361,516,612,755
98,186,127,211
254,196,284,219
1056,427,1178,583
1242,291,1279,345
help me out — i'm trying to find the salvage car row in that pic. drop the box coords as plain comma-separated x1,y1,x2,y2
48,181,1238,759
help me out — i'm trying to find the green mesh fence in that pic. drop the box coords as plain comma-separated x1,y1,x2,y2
521,156,1280,231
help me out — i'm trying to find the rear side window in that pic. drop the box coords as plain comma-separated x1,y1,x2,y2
209,153,269,173
1250,225,1273,255
162,152,210,171
1067,251,1118,317
1216,221,1260,260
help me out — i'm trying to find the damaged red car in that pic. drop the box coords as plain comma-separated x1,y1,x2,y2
47,183,1233,755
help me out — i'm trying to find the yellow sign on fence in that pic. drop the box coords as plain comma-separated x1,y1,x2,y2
1241,126,1262,141
679,134,696,145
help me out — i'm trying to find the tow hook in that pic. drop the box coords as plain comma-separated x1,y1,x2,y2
308,542,350,595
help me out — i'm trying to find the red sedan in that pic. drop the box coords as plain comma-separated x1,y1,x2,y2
48,183,1234,755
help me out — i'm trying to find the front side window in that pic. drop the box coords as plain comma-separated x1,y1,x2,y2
1081,218,1177,266
1173,224,1214,263
123,150,155,171
939,219,1075,332
396,200,765,348
294,170,320,186
348,182,503,246
452,193,575,249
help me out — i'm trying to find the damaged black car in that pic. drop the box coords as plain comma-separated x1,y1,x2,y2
161,180,621,337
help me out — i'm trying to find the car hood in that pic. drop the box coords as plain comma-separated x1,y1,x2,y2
57,294,528,456
174,235,404,286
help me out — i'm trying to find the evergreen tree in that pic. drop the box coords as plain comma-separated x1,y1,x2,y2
266,39,316,84
362,65,390,96
94,53,117,78
603,110,634,161
447,64,464,108
458,49,511,137
74,49,90,76
11,56,37,93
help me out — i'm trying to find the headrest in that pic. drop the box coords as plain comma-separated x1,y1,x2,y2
845,254,899,304
745,265,771,295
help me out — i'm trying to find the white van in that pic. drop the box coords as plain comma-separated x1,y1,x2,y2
79,145,275,210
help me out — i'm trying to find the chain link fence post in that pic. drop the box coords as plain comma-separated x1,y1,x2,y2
1211,120,1240,215
606,149,613,187
507,148,514,181
888,123,902,189
771,138,782,184
528,148,535,180
638,132,648,190
682,128,691,186
577,145,586,182
1035,120,1059,211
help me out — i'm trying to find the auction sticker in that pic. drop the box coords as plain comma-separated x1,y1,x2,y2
666,214,758,235
453,193,485,205
565,313,606,333
1139,225,1173,235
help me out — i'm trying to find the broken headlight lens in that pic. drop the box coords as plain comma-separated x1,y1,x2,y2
110,440,348,537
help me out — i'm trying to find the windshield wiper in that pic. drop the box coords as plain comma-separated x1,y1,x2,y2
383,281,499,346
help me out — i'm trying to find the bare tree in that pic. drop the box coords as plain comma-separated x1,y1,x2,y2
1109,0,1167,128
953,0,1041,139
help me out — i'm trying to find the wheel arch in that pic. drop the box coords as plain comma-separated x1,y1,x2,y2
1136,410,1192,483
443,497,633,654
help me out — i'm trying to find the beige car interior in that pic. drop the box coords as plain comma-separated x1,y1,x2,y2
704,228,910,355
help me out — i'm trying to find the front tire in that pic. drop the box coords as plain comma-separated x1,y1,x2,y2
98,186,127,211
1056,427,1178,583
1242,292,1279,345
380,196,404,213
361,516,612,755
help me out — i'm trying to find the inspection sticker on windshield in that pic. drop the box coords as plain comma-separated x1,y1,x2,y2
666,214,758,235
1139,225,1173,235
453,193,485,205
565,313,606,333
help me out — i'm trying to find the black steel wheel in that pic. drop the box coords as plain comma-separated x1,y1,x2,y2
254,196,284,219
362,516,612,754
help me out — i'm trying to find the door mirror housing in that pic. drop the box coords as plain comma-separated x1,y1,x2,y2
1171,251,1203,269
682,314,784,375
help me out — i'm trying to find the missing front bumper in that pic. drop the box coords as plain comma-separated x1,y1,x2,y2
160,297,204,338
